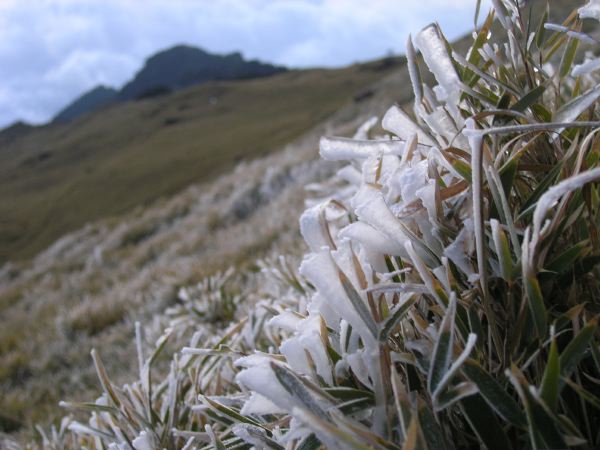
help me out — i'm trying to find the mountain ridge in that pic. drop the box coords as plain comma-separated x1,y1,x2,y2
50,44,286,124
118,45,286,101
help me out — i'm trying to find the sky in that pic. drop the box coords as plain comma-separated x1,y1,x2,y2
0,0,490,128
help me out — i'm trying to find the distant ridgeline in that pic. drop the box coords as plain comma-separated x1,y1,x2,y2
53,45,286,123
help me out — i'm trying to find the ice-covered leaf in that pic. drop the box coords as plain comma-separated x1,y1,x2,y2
572,57,600,77
320,136,406,160
382,105,436,146
553,85,600,124
339,222,406,256
579,0,600,21
529,168,600,265
132,431,153,450
300,203,336,253
414,24,461,115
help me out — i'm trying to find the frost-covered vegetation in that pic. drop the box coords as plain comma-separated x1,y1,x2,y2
5,0,600,448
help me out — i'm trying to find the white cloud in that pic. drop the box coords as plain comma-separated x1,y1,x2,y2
0,0,489,128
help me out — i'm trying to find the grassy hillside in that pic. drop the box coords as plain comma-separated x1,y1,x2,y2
1,0,589,443
0,55,407,437
0,59,400,264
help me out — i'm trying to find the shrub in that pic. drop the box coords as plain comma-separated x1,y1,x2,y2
31,1,600,449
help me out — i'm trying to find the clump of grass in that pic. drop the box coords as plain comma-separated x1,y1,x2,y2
27,1,600,449
120,223,160,247
65,297,128,336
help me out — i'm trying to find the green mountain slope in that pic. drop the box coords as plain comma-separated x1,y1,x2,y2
0,59,401,264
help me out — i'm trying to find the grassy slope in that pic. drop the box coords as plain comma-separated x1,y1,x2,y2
0,60,398,264
1,0,588,440
0,58,405,436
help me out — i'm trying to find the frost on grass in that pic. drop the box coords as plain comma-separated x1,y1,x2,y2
22,1,600,449
579,0,600,21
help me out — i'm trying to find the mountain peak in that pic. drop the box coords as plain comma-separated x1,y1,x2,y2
51,45,286,123
117,45,285,101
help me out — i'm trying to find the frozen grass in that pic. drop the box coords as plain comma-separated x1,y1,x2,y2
4,0,600,448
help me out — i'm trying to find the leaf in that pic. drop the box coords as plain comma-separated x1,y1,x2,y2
539,336,560,410
402,415,423,450
271,363,329,419
462,360,526,427
499,156,518,200
591,339,600,373
464,9,494,84
59,401,117,415
205,424,228,450
460,395,513,450
297,434,321,450
380,295,419,341
511,85,545,113
535,8,549,49
559,37,579,79
495,93,512,118
428,294,456,395
418,399,448,450
148,330,172,367
531,103,552,122
339,271,379,338
467,306,484,352
554,304,585,333
66,422,115,441
528,396,567,450
559,317,598,382
564,378,600,410
506,367,567,450
523,274,548,338
554,85,600,124
324,387,374,411
544,29,568,60
486,164,520,253
569,255,600,280
453,51,516,95
518,163,563,220
233,424,285,450
331,413,403,450
202,396,264,428
474,0,483,29
406,35,423,105
90,349,123,410
293,407,373,450
545,241,590,274
491,219,513,282
433,333,477,401
391,367,412,438
404,241,447,307
435,381,478,411
451,158,472,182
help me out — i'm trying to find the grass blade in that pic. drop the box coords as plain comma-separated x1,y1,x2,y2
539,335,560,410
463,360,526,427
428,294,456,395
